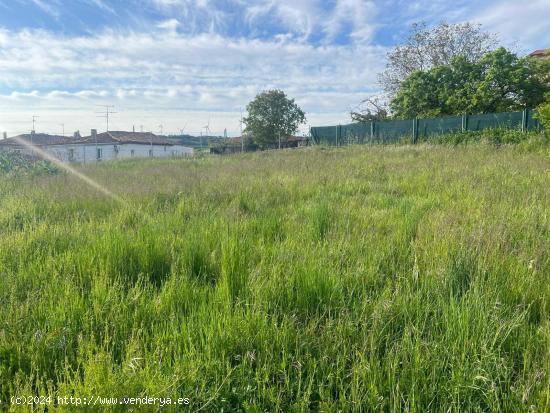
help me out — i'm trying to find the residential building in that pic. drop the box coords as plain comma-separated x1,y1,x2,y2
528,49,550,60
0,130,193,163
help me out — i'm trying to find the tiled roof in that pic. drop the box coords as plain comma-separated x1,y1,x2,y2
0,133,72,146
78,131,175,146
529,49,550,57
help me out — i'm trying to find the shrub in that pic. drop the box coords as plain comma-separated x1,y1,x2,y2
0,152,59,176
535,95,550,133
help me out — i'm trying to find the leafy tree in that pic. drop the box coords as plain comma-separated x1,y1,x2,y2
390,48,550,119
535,94,550,133
380,22,498,97
244,90,306,148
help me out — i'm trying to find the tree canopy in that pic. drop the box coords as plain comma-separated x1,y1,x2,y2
390,48,550,119
379,22,498,97
244,90,306,148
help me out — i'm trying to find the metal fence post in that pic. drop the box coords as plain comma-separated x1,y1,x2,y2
370,121,374,142
521,108,528,132
412,118,419,144
461,114,468,133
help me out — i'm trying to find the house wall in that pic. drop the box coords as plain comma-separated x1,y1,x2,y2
0,143,193,163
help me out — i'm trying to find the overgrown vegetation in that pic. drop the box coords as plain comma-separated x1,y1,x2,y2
536,94,550,133
354,22,550,123
0,151,59,176
1,144,549,411
416,128,547,148
390,48,550,119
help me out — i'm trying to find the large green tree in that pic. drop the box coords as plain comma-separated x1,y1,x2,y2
380,22,498,97
244,90,306,148
390,48,550,119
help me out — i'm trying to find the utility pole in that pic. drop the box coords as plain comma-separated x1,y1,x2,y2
240,110,244,153
96,105,117,132
140,125,144,133
60,123,65,137
158,124,163,135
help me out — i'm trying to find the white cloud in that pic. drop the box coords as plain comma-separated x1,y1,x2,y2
157,18,180,32
323,0,378,42
29,0,61,18
0,27,386,136
472,0,550,53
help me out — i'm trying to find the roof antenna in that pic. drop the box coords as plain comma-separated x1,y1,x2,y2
32,115,39,133
96,105,117,132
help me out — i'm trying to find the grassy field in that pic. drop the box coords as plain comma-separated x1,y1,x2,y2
1,144,549,412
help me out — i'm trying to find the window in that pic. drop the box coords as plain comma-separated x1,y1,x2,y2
68,148,75,161
96,148,102,160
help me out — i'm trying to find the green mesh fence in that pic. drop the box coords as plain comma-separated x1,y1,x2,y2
310,109,542,145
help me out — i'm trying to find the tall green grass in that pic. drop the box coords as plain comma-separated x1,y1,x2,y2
0,144,549,412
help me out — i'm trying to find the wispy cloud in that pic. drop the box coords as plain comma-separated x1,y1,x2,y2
0,25,385,135
29,0,61,18
1,0,549,136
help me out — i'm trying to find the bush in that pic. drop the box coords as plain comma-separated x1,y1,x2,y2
417,128,541,146
0,152,59,176
535,96,550,133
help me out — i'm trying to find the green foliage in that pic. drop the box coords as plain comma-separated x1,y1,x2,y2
1,146,550,411
535,94,550,133
244,89,306,148
0,151,59,176
391,48,550,119
418,128,543,146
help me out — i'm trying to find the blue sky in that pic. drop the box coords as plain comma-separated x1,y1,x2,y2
0,0,548,136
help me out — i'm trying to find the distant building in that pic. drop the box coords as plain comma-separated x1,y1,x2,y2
0,130,193,163
528,49,550,60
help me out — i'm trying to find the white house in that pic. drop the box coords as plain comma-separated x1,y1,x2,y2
0,130,193,163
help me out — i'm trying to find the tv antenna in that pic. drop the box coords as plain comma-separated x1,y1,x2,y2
32,115,39,132
96,105,117,132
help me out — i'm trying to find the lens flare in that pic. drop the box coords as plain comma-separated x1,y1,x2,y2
12,136,128,206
